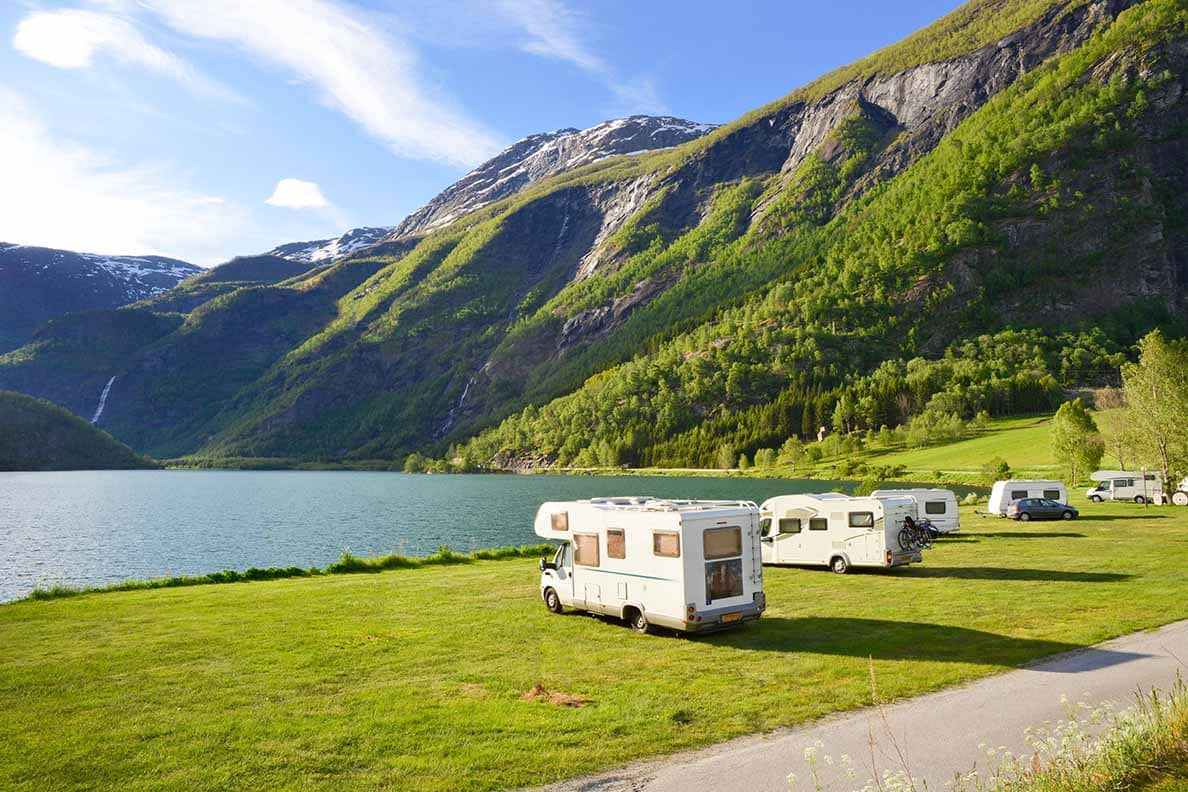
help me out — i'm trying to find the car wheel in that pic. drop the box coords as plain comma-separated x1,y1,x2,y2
1019,512,1031,522
627,607,650,634
543,588,563,614
1062,511,1075,520
1089,495,1102,503
831,556,849,575
1134,495,1146,504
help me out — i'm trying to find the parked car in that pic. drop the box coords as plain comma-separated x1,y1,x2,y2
1007,498,1079,521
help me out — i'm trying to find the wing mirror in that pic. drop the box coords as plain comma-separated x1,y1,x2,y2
539,558,556,571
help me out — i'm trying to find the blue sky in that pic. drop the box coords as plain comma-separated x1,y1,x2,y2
1,0,961,265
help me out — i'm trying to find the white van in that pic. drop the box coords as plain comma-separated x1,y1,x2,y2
988,479,1068,516
758,493,923,573
871,488,960,534
1086,470,1163,504
534,497,765,634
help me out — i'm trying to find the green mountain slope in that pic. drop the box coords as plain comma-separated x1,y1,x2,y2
0,391,156,471
0,0,1184,466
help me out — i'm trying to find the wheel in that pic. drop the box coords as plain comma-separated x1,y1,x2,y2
831,556,849,575
1173,491,1188,507
626,608,650,634
1018,512,1032,522
1134,495,1146,504
1089,495,1103,503
543,588,563,614
1062,510,1075,520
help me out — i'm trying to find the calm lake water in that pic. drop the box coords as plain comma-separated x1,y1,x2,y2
0,471,977,602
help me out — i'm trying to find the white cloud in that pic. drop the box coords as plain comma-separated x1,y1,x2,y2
136,0,503,166
496,0,667,114
265,179,330,210
0,85,248,266
12,9,236,101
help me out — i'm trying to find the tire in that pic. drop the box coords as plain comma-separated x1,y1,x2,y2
1134,496,1146,504
1062,511,1075,520
831,556,849,575
1019,512,1032,522
1172,491,1188,507
543,588,563,614
626,607,650,634
1089,495,1103,503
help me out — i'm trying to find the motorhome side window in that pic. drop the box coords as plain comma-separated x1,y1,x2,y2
653,532,680,558
778,517,802,534
606,528,626,560
573,533,599,567
848,512,875,528
703,527,742,560
1043,489,1062,500
925,501,946,515
550,512,569,531
808,517,828,531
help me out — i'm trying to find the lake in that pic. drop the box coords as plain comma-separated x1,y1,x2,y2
0,471,975,602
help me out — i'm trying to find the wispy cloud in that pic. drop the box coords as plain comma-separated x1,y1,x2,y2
12,9,236,101
136,0,504,166
0,85,248,266
496,0,667,114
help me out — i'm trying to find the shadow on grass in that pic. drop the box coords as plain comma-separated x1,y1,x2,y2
896,567,1131,582
960,531,1087,539
709,616,1148,670
1076,513,1170,521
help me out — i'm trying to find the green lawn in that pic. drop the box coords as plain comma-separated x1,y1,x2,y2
860,414,1060,476
4,496,1188,791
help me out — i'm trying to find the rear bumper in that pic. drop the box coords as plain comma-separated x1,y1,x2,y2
889,552,922,566
678,596,765,633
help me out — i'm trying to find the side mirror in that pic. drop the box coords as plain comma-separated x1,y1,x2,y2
539,558,547,571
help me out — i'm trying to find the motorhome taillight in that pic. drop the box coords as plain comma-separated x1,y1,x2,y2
686,604,695,619
885,549,893,566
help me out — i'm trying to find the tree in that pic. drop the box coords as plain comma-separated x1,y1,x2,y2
1050,398,1104,486
754,448,777,468
738,453,751,471
832,394,855,434
715,443,736,470
403,452,425,473
1121,331,1188,485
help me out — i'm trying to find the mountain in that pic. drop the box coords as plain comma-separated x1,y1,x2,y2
266,227,392,265
1,0,1184,468
0,390,156,471
0,244,200,353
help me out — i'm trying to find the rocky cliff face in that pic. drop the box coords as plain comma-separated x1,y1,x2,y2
386,116,716,240
0,244,199,353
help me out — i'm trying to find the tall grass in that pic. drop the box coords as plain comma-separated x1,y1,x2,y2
21,543,555,603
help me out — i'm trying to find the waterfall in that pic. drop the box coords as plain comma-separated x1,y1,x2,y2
91,376,116,424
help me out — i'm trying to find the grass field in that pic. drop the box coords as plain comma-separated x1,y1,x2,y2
3,495,1187,791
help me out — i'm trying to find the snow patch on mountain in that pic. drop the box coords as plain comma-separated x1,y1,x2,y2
266,226,391,265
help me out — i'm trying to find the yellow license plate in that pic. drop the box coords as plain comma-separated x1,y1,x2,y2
721,612,742,623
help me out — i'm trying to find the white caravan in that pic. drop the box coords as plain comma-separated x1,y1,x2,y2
1086,470,1163,504
758,493,923,574
988,479,1068,516
534,497,765,634
871,488,960,534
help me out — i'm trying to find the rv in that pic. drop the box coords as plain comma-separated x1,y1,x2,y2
758,493,923,573
1086,470,1163,504
534,497,765,634
988,479,1068,516
871,488,960,534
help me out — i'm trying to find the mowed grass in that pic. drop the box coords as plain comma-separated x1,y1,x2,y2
864,414,1060,476
3,496,1188,791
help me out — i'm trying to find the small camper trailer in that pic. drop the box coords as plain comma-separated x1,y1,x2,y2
871,488,960,534
534,497,765,634
988,480,1068,516
758,493,923,573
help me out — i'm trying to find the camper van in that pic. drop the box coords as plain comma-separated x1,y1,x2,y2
871,488,960,534
534,497,765,634
988,479,1068,516
1086,470,1163,504
758,493,923,573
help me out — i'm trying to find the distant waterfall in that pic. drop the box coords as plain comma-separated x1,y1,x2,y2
91,376,116,424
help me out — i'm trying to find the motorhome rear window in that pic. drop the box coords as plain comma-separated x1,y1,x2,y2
778,518,802,534
1010,490,1028,501
606,529,626,559
653,532,680,558
848,512,875,528
1043,489,1062,500
550,512,569,531
925,501,947,515
808,518,828,531
705,559,743,604
573,533,599,567
703,526,741,560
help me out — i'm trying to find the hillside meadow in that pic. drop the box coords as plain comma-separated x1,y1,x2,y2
3,495,1188,790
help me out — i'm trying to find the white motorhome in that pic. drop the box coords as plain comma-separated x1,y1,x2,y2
871,488,960,534
534,497,765,634
758,493,923,573
1086,470,1163,504
988,479,1068,516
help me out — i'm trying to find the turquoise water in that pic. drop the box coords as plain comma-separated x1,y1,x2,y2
0,471,974,602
